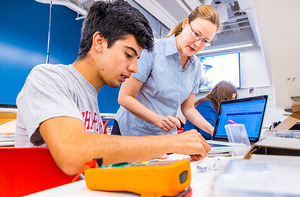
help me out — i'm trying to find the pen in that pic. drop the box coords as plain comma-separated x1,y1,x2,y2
228,120,237,124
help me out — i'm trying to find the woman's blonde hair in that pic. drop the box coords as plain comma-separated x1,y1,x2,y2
166,5,221,37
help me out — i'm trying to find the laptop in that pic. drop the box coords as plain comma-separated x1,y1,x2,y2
207,95,268,151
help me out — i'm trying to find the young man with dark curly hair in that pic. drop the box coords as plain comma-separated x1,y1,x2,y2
15,0,210,175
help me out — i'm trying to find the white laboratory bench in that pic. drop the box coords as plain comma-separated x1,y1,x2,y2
26,155,233,197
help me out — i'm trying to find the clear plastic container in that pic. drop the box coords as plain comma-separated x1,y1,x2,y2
225,124,251,156
274,130,300,139
214,159,300,197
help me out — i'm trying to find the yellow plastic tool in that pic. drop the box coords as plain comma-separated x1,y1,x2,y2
85,159,191,197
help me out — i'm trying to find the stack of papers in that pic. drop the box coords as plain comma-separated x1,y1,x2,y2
0,120,16,142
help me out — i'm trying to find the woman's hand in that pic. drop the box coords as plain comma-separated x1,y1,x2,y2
155,115,181,132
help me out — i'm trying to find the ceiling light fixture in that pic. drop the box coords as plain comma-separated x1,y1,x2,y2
197,43,253,54
215,1,228,22
199,0,213,5
35,0,87,16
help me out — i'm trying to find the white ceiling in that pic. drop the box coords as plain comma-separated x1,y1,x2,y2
35,0,259,52
132,0,257,52
135,0,258,51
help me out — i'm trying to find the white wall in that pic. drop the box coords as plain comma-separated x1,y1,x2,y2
251,0,300,112
239,45,270,88
177,45,287,128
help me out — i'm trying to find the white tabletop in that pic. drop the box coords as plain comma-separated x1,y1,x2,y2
26,155,234,197
26,180,139,197
0,141,14,147
100,113,116,119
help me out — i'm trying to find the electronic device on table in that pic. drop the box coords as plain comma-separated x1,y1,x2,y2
85,159,192,197
207,95,268,150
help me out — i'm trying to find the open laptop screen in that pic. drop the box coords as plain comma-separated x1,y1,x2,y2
213,95,268,143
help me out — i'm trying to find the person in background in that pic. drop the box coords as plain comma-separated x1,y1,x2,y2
183,80,237,139
112,5,222,137
14,0,210,175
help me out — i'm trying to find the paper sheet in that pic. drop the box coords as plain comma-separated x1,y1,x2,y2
0,120,16,134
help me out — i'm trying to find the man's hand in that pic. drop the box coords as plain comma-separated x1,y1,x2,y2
176,129,211,160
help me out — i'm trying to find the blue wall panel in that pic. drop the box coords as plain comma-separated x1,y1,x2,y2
0,0,120,114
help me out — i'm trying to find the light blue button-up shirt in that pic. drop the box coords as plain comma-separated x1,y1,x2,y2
115,35,203,136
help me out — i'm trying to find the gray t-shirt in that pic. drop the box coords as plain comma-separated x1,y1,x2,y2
15,64,104,147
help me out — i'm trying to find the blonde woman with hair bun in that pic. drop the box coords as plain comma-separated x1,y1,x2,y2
113,5,222,138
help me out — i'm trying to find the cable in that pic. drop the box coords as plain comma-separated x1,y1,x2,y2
71,160,97,183
46,0,52,64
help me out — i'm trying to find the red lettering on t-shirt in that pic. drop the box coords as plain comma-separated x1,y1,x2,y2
84,111,91,130
91,112,98,130
82,110,103,133
98,120,103,133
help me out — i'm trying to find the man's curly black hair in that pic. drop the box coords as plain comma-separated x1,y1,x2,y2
78,0,154,59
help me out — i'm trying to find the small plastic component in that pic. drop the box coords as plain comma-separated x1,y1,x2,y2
225,124,251,156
